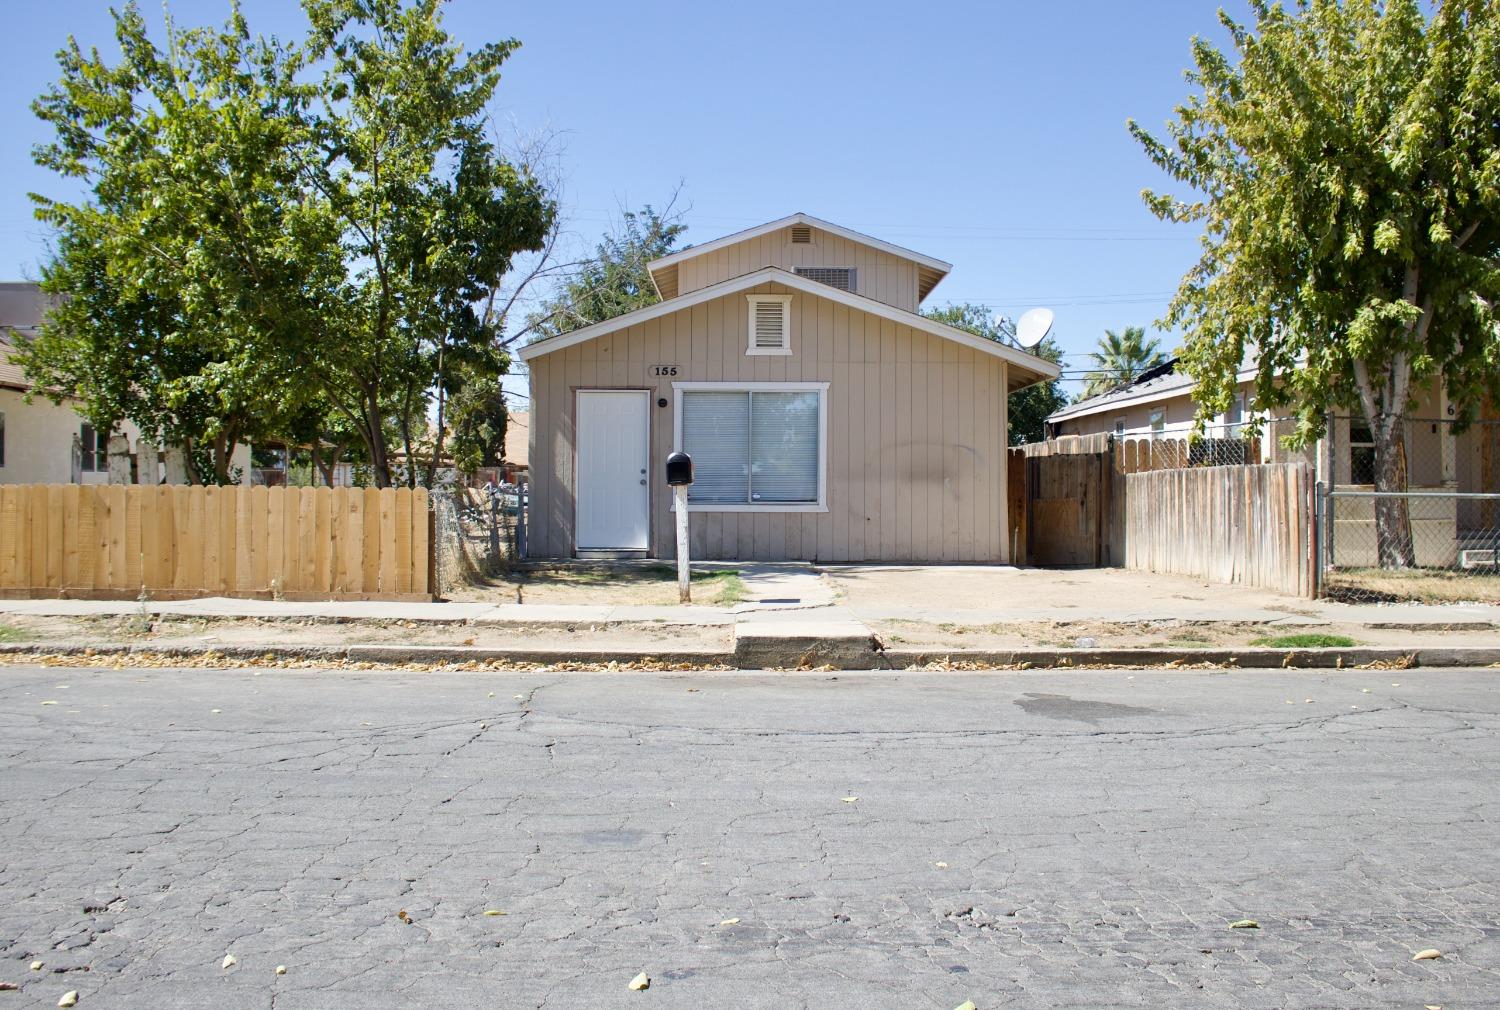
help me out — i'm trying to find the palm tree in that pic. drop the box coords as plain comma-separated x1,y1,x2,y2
1082,326,1169,396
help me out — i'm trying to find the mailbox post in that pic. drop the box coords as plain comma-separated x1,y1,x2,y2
666,452,694,603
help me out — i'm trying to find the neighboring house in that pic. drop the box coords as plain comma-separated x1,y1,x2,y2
1047,357,1263,443
1046,356,1499,565
0,281,255,486
503,409,528,481
0,282,143,485
519,212,1060,561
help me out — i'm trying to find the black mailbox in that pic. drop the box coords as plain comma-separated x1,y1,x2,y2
666,451,694,486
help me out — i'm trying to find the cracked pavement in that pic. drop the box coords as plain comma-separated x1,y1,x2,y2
1,665,1497,1008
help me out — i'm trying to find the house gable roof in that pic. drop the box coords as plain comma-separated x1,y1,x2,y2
647,213,953,303
519,265,1059,391
1046,355,1262,424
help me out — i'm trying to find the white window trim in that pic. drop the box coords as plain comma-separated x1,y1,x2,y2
745,294,793,356
672,381,829,513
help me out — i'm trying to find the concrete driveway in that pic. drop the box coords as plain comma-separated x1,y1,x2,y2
1,666,1496,1008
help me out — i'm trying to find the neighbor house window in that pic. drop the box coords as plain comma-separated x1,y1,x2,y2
793,266,856,292
1224,394,1245,436
675,382,828,511
1113,418,1126,435
746,294,792,355
1149,410,1166,436
1349,420,1375,484
79,423,108,471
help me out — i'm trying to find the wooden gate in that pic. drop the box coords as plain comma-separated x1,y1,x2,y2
1025,453,1109,567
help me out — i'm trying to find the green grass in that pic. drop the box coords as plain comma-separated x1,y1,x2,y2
1249,633,1358,649
700,570,747,606
0,624,24,643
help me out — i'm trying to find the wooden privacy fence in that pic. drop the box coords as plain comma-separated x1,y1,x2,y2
0,484,432,601
1124,463,1314,598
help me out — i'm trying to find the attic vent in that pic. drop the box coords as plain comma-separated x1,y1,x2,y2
790,224,813,244
793,266,856,292
746,295,792,355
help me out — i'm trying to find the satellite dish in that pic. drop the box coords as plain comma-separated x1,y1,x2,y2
1014,308,1055,349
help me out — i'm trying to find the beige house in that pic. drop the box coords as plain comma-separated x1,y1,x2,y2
519,213,1059,561
1047,357,1499,566
0,283,144,485
0,281,258,486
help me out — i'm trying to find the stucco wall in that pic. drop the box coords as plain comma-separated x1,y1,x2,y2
0,388,255,486
526,281,1011,562
0,388,142,485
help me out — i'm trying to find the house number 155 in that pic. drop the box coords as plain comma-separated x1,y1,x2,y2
652,365,678,376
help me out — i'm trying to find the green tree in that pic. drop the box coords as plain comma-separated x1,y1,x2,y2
23,5,325,483
24,0,554,489
1081,326,1168,397
1131,0,1499,567
924,303,1067,445
526,205,686,340
295,0,553,487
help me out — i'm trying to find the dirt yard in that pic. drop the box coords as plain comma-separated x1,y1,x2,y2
867,615,1500,652
0,613,732,653
819,564,1316,615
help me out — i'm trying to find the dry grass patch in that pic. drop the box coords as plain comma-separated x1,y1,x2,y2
1325,569,1500,605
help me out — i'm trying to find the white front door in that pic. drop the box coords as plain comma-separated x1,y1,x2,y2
576,390,650,551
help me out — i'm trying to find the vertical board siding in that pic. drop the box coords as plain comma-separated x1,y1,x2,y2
1124,463,1312,597
674,225,923,311
0,485,432,600
528,281,1011,562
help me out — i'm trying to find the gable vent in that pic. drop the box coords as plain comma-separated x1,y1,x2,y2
746,295,792,354
790,224,813,244
794,266,856,292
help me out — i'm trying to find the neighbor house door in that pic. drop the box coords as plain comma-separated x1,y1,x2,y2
575,390,650,551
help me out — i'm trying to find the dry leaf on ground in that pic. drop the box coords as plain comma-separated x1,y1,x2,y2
30,962,42,971
58,992,78,1007
1413,949,1442,961
954,1001,978,1010
275,965,287,975
1229,919,1259,929
841,796,859,803
221,954,237,969
628,972,650,991
483,909,506,917
718,918,739,926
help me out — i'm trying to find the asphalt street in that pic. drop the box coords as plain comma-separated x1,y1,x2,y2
1,664,1497,1009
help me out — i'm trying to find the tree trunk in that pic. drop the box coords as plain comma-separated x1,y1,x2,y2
363,387,391,489
1371,414,1416,568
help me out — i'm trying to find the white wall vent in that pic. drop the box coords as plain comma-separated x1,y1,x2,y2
790,224,813,244
793,266,856,292
746,295,792,355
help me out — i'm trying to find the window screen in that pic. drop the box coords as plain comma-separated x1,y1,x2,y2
682,390,820,505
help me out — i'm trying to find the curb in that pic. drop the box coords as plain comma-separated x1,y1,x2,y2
879,647,1500,669
1,642,1497,670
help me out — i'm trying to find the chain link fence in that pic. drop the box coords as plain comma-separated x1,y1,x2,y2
430,482,527,597
1316,417,1500,604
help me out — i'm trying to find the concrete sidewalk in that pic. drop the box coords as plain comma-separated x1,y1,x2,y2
2,595,1496,629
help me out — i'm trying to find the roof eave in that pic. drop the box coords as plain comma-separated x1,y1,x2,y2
646,212,953,281
520,266,1060,381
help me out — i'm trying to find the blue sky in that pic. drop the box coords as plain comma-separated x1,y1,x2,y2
0,0,1245,396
